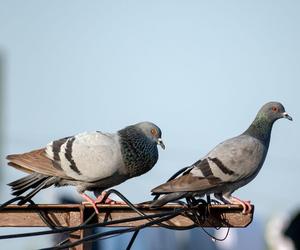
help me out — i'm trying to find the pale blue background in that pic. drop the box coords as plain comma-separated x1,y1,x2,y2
0,1,299,249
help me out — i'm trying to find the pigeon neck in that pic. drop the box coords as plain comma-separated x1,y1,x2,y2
243,114,274,146
118,126,158,177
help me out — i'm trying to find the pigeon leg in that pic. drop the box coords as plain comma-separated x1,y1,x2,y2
80,192,126,214
229,196,252,214
94,191,126,205
214,193,230,204
80,193,100,214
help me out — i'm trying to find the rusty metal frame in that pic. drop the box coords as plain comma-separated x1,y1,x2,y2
0,203,254,250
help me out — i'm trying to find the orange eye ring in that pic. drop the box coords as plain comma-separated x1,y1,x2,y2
151,128,157,136
272,106,278,112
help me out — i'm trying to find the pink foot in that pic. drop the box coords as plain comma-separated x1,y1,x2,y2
229,196,252,214
94,191,127,205
80,192,126,214
81,193,100,214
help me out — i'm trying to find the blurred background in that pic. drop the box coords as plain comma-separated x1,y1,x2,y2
0,0,299,249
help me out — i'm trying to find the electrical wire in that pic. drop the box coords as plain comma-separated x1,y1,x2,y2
0,189,232,250
41,208,184,250
0,209,180,240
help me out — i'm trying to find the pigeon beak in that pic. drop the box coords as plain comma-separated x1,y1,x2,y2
283,112,293,121
157,138,165,150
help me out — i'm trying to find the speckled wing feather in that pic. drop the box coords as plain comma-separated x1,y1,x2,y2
152,135,266,194
152,174,222,193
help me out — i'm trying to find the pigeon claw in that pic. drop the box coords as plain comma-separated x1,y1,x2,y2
94,191,127,205
81,192,127,214
80,193,100,214
229,196,252,214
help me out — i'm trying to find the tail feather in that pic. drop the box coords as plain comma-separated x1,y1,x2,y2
9,174,42,189
17,176,57,205
11,177,47,196
8,173,57,204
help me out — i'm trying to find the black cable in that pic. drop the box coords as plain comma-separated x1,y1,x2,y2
98,188,155,250
0,197,26,210
41,209,184,250
54,210,97,247
102,189,145,217
166,166,191,180
0,189,193,242
0,209,181,240
103,188,192,232
0,196,62,229
105,189,199,250
200,227,230,242
94,189,196,249
0,190,231,247
127,166,198,250
152,166,191,201
186,198,231,242
126,230,139,250
43,213,181,250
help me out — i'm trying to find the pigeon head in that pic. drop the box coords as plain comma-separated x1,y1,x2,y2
258,102,293,123
134,122,165,149
244,101,293,144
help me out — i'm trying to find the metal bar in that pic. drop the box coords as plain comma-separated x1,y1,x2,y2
0,203,253,250
68,205,85,250
0,203,253,228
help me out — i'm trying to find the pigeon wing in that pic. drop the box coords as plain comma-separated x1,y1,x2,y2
45,131,125,182
7,148,69,178
203,134,267,183
152,159,223,193
152,135,266,194
151,174,222,193
7,131,126,182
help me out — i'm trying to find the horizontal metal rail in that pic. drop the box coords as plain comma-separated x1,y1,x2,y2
0,203,254,250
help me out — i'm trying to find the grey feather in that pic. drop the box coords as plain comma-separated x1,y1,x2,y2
7,121,164,202
151,192,187,208
151,102,292,207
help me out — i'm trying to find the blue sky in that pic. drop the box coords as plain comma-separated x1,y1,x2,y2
0,1,299,248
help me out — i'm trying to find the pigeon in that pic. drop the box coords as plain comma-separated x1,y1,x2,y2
151,102,292,214
7,121,165,213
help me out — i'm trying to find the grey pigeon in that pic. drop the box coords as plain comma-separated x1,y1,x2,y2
151,102,292,213
7,121,165,213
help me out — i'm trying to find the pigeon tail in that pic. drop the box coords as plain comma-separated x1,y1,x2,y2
8,173,57,204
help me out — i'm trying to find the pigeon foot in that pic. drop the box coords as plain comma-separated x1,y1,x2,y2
81,192,126,214
229,196,252,214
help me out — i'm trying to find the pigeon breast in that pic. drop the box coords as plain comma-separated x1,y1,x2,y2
118,126,159,178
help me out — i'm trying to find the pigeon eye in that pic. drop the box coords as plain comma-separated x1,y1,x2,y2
272,106,279,112
151,128,157,136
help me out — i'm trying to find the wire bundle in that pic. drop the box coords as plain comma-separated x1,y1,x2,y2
0,167,230,250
